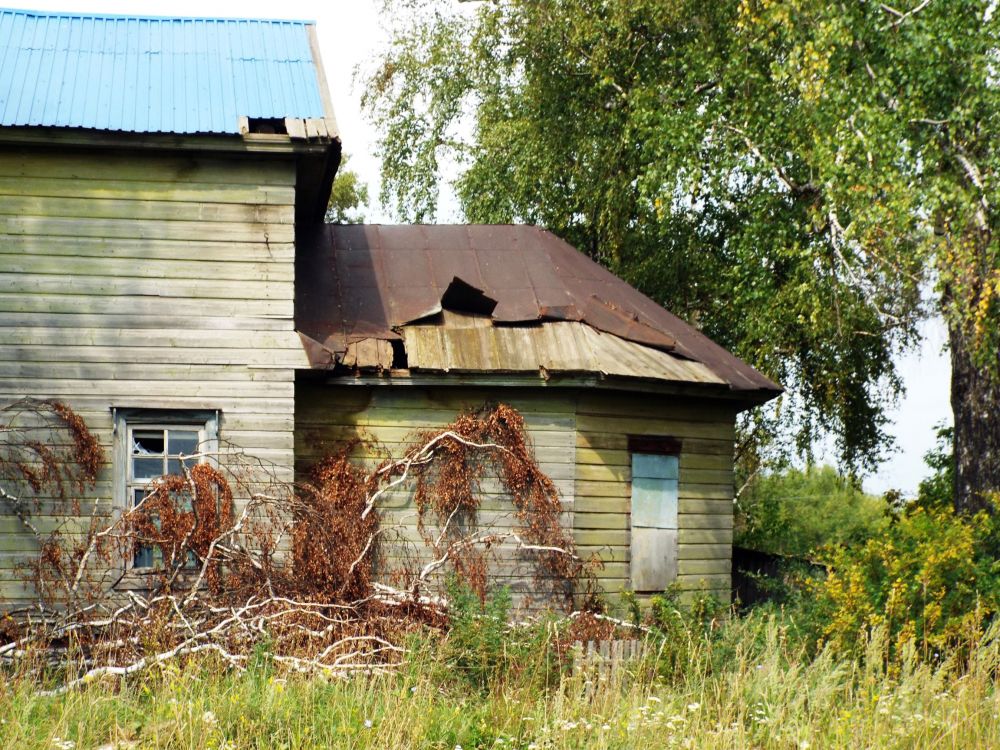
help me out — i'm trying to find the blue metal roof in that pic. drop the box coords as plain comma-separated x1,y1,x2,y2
0,7,328,134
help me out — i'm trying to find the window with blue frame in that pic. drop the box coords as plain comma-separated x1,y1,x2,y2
628,437,680,592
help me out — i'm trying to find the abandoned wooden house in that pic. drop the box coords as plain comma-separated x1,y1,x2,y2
0,8,780,611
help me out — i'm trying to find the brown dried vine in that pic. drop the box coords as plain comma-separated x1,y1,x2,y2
407,403,590,603
292,448,381,601
1,400,595,691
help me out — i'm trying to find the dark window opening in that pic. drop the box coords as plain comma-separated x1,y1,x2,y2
246,117,287,135
390,339,409,369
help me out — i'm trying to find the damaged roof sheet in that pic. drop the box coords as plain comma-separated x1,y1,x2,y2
296,224,781,396
401,311,725,385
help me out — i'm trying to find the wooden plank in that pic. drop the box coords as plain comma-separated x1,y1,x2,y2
0,195,293,225
678,514,734,530
0,312,295,332
576,415,735,440
1,347,304,372
360,387,576,413
316,409,576,432
576,395,736,423
25,395,296,415
0,176,295,205
572,512,628,531
573,530,627,546
0,273,293,300
679,529,732,545
0,362,295,382
0,216,293,243
0,297,294,318
576,547,628,563
676,573,731,587
679,559,731,575
0,327,302,350
678,498,733,514
576,480,730,500
2,255,293,282
574,496,628,514
0,378,293,398
0,235,295,262
575,447,732,471
577,431,734,453
678,544,731,560
0,151,295,186
298,426,575,450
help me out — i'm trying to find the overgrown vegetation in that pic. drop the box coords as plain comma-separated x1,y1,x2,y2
5,401,1000,748
735,465,889,557
803,500,1000,661
0,400,591,692
736,434,1000,664
4,601,1000,749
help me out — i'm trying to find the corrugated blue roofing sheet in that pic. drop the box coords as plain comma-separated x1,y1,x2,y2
0,7,327,134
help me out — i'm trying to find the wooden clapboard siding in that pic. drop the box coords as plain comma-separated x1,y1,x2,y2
0,146,305,608
574,391,738,604
294,381,741,610
295,382,578,611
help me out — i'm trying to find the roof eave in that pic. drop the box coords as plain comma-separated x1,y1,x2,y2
316,366,782,406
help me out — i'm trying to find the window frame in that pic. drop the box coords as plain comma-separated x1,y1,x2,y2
112,408,220,574
627,435,681,594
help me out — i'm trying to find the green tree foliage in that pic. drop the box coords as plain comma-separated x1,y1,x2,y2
326,155,369,224
916,425,955,510
735,465,888,557
364,0,1000,506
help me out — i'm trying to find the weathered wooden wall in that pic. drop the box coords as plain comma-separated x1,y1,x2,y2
295,382,579,611
575,391,737,604
0,145,306,606
295,382,737,610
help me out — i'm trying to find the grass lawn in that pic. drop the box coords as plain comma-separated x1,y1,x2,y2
2,612,999,749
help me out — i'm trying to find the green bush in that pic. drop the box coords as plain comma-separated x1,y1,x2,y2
736,465,889,557
800,501,1000,661
440,581,560,692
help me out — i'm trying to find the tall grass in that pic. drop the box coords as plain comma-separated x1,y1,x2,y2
2,611,999,749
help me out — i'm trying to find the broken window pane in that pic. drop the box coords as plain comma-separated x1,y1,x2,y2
132,430,165,455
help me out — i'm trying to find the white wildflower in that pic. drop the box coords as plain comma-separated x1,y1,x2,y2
687,702,701,712
202,710,217,726
364,719,373,729
799,741,811,750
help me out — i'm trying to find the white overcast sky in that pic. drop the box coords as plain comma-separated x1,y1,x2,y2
6,0,955,495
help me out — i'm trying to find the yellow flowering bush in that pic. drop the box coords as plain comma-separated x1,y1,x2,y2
804,501,1000,661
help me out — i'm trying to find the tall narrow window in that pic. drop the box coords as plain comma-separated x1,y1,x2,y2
113,410,219,570
628,437,680,592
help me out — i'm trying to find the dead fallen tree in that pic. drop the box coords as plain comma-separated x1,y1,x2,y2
0,400,594,691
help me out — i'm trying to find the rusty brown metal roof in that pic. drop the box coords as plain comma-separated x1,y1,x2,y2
296,224,781,397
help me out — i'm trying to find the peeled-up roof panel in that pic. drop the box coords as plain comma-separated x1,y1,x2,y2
296,224,782,398
0,7,326,133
